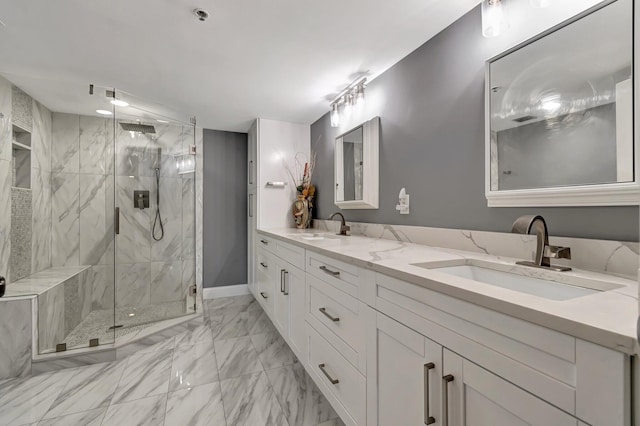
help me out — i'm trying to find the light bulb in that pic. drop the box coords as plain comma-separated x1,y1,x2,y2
176,160,180,170
482,0,509,38
530,0,551,8
330,103,340,127
343,95,353,119
355,83,365,105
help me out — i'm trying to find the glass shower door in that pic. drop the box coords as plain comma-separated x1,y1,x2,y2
112,91,196,331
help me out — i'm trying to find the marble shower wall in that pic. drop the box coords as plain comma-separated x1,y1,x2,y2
114,122,196,308
51,113,115,311
49,114,196,309
0,76,53,282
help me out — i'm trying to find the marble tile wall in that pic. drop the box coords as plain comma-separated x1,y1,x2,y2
315,219,640,279
10,187,32,281
0,298,32,380
0,77,10,281
31,100,52,276
11,85,32,132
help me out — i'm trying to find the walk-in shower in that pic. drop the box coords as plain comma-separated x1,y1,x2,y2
0,75,198,362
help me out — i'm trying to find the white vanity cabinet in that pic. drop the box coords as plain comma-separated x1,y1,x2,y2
367,311,577,426
251,234,633,426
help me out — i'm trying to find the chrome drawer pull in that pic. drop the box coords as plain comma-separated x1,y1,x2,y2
260,239,268,245
283,270,289,295
260,292,268,299
319,307,340,322
443,374,455,426
424,363,435,425
260,262,268,268
318,363,339,385
319,265,340,277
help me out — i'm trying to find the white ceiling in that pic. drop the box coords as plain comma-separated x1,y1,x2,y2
0,0,480,132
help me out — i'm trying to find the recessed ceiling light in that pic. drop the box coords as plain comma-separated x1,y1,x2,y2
110,99,129,107
96,109,112,115
157,119,169,123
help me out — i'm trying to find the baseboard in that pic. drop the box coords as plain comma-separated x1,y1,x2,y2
202,284,250,299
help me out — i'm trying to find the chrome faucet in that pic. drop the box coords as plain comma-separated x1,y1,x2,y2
511,215,571,271
329,212,350,236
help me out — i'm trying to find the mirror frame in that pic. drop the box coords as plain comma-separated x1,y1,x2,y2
334,116,380,209
484,0,640,207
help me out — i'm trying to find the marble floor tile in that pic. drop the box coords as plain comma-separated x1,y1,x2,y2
214,336,263,380
0,368,76,425
164,382,226,426
315,419,346,426
169,341,218,392
220,371,288,426
248,310,278,336
266,363,338,426
101,394,167,426
43,361,125,419
174,319,213,348
38,407,106,426
112,349,173,404
210,310,251,341
251,331,297,370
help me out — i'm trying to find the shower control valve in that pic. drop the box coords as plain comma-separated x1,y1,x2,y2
133,190,150,210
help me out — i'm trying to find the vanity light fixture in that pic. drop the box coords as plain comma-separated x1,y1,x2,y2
482,0,509,38
329,76,367,128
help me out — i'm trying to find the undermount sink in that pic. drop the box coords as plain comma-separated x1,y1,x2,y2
286,232,342,241
411,260,623,301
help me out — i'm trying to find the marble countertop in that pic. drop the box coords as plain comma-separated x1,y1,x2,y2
259,228,639,355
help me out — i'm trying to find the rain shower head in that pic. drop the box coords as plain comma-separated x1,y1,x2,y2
119,122,156,134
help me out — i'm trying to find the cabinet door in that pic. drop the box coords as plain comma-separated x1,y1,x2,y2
286,263,306,359
369,313,442,426
273,259,290,336
442,349,577,426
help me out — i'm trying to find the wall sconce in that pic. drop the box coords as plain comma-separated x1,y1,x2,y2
329,76,367,128
482,0,509,38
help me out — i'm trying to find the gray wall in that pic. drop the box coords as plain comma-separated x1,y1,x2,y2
311,6,638,242
203,129,248,288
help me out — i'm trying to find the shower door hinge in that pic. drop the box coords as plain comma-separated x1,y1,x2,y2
189,144,196,155
56,343,67,352
89,338,99,347
189,285,197,296
190,116,197,125
106,89,115,99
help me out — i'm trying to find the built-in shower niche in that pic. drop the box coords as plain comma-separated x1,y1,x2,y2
12,124,31,189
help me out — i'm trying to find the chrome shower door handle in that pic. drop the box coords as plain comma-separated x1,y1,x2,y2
115,207,120,235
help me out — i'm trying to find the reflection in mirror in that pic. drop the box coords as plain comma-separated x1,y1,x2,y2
489,0,632,192
342,126,364,201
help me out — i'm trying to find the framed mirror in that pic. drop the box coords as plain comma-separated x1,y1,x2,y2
335,116,379,209
485,0,637,207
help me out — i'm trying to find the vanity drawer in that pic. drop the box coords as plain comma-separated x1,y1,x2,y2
256,267,275,315
257,235,274,252
306,251,361,298
306,274,365,372
274,238,305,271
307,324,366,426
256,247,273,275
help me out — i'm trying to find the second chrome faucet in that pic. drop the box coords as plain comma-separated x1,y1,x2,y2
511,215,572,271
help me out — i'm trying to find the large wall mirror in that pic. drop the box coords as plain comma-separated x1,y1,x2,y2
335,116,379,209
485,0,637,207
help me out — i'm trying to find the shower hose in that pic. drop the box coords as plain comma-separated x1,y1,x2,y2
152,168,164,241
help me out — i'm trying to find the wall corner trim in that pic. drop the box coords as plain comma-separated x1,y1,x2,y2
202,284,250,299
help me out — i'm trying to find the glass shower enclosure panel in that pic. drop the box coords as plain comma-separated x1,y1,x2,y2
112,90,196,329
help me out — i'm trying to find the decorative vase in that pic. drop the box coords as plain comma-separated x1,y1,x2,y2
292,196,312,229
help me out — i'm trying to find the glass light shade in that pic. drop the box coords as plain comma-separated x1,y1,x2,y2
355,84,365,105
330,104,340,127
482,0,509,38
342,95,353,119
